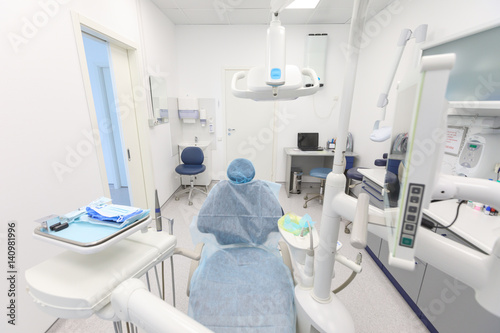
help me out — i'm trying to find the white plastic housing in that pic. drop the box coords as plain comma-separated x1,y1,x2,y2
111,279,213,333
266,18,286,86
231,66,319,101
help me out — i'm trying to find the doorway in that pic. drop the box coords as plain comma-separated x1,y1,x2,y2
224,69,275,181
82,33,131,205
73,13,153,211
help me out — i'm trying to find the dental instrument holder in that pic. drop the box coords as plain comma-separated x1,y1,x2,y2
32,210,153,255
34,214,61,232
155,189,162,232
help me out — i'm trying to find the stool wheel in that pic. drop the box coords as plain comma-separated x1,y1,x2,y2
188,201,193,206
175,197,180,201
304,195,309,200
303,203,307,208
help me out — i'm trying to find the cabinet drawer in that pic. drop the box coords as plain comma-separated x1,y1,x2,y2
361,177,384,209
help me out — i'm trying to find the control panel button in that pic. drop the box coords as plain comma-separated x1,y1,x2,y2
400,234,414,247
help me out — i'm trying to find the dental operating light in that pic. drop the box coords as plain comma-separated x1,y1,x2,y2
231,0,320,101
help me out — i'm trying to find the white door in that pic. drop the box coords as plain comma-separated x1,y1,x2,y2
108,44,148,209
225,69,275,181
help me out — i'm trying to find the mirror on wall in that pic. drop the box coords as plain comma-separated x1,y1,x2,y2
149,76,169,126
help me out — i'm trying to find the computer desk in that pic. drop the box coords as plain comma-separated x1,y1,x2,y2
284,147,357,197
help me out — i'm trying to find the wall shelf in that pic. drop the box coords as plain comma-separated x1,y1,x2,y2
448,101,500,117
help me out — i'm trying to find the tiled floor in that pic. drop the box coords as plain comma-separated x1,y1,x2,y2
48,181,429,333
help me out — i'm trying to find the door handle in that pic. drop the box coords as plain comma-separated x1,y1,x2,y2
228,128,236,131
127,149,131,161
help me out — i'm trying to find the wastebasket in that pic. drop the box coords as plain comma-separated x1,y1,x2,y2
290,168,303,194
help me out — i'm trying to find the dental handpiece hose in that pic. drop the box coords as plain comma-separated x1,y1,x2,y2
303,220,314,286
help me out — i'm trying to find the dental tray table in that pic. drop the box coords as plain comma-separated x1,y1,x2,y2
25,231,176,319
33,215,152,255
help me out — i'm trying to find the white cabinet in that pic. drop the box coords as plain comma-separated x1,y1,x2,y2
379,240,428,303
178,142,212,187
416,229,500,333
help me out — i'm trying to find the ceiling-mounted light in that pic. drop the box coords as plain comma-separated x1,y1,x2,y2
231,1,320,101
286,0,321,9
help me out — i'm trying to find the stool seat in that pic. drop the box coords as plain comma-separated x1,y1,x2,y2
175,164,206,176
385,171,398,184
310,167,331,179
346,167,367,182
304,168,332,208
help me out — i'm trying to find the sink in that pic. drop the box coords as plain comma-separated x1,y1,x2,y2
179,141,211,150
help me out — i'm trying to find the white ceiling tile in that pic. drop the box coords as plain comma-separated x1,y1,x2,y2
183,9,230,25
152,0,395,25
316,0,353,9
237,0,272,9
163,9,190,24
176,0,216,10
308,6,352,24
228,9,270,25
279,9,315,24
151,0,179,10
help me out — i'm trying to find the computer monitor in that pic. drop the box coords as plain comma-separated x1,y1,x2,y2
298,133,319,150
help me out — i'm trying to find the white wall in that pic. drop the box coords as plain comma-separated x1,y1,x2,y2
175,24,351,182
137,0,180,205
0,0,175,332
349,0,500,168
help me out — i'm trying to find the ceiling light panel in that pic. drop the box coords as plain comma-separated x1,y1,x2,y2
286,0,321,9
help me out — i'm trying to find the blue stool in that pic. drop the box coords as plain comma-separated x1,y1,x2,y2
303,167,331,208
175,147,207,205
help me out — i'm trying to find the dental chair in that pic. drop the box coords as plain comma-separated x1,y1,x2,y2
187,158,295,333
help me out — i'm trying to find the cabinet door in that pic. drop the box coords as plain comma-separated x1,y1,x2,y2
417,232,500,332
379,240,427,303
366,232,382,258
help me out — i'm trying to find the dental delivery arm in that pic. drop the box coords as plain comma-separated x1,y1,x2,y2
111,279,213,333
334,175,500,317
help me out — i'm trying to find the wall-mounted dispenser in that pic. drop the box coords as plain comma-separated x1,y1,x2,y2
208,117,214,133
199,108,207,127
304,33,328,87
178,97,199,124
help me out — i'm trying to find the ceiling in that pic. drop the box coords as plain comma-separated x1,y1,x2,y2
151,0,395,25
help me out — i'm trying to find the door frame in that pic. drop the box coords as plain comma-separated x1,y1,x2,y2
71,12,155,211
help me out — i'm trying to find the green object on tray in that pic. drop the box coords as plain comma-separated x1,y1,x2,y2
278,213,315,236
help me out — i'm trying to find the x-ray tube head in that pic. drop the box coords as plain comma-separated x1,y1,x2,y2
266,15,286,87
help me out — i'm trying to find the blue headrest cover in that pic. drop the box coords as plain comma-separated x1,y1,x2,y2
227,158,255,184
197,180,282,245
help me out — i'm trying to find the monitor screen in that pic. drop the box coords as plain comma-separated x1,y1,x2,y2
297,133,318,148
